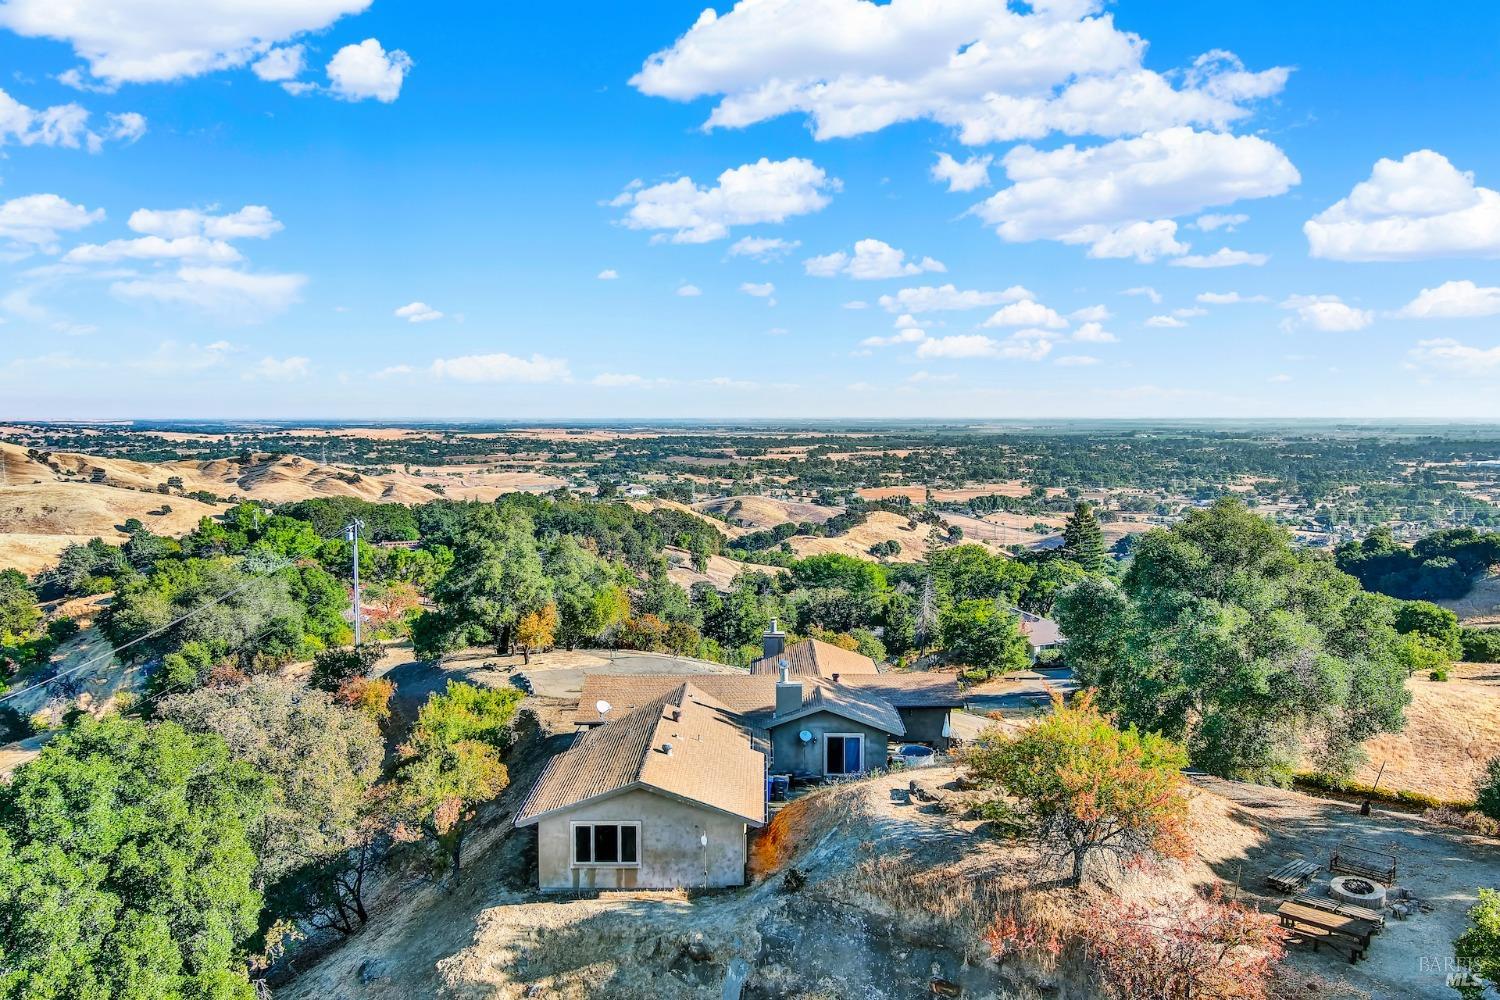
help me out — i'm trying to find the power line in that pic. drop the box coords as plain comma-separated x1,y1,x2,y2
1,567,282,708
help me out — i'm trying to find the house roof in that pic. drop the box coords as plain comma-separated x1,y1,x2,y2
840,672,963,708
573,671,956,727
767,681,906,736
748,638,880,678
575,674,778,725
515,682,766,828
1019,613,1063,648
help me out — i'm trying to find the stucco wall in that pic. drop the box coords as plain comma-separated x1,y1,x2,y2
897,707,953,748
534,787,752,891
767,710,892,777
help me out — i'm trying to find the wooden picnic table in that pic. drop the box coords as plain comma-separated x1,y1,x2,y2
1277,900,1377,949
1293,893,1385,929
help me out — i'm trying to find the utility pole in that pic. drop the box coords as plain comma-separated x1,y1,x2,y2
345,518,365,646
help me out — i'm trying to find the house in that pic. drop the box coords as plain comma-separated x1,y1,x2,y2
514,683,767,891
1018,610,1064,659
748,622,879,678
517,626,963,890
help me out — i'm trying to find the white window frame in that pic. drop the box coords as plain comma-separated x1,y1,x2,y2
824,733,865,776
569,820,642,868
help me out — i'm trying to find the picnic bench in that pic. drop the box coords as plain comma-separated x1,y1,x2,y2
1266,859,1320,893
1293,892,1385,930
1277,900,1377,963
1330,842,1397,884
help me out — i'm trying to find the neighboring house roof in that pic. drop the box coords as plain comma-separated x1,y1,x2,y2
748,638,880,678
574,672,956,727
840,673,963,708
516,682,766,828
1019,612,1063,648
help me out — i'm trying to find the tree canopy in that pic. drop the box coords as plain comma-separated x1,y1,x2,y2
0,718,266,1000
1056,497,1411,782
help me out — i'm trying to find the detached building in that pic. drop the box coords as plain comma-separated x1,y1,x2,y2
516,626,964,891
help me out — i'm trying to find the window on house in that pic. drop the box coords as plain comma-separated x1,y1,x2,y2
572,822,640,866
825,734,864,775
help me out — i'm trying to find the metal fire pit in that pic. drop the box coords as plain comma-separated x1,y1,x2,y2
1330,875,1387,908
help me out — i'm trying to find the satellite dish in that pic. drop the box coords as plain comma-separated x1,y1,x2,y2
798,729,813,744
595,700,612,717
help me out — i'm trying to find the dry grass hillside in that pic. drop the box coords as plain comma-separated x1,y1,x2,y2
626,497,746,539
1351,662,1500,803
694,495,839,531
1438,574,1500,626
0,439,564,574
661,546,783,591
786,510,935,560
0,481,227,575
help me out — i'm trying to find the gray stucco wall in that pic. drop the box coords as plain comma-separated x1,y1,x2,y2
534,787,752,891
767,710,892,777
897,707,953,748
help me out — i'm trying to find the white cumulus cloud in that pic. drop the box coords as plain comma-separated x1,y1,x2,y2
395,301,443,323
1123,285,1162,304
327,39,412,103
931,152,992,192
63,234,242,264
1306,150,1500,261
805,238,945,279
1396,280,1500,319
0,0,371,86
613,157,837,243
982,299,1068,329
728,236,800,260
971,127,1298,259
1168,247,1268,268
1144,314,1187,328
916,333,1052,361
676,283,702,297
0,194,104,252
1193,212,1247,231
0,86,146,152
631,2,1288,145
740,281,775,297
429,353,571,383
1407,338,1500,373
1196,291,1266,304
877,283,1031,314
111,266,306,318
597,268,619,280
1281,294,1374,332
128,205,282,240
252,44,305,82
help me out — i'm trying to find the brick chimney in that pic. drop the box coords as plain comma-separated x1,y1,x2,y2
775,662,802,717
762,618,786,661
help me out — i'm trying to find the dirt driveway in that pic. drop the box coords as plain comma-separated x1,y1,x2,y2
376,646,741,734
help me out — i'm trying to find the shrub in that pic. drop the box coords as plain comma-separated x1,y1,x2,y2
1453,888,1500,1000
1478,758,1500,822
310,643,383,692
1085,886,1284,1000
1431,667,1450,682
1462,627,1500,663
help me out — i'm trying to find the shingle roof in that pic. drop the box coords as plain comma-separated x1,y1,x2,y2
748,638,880,678
841,673,963,708
1019,613,1063,648
516,683,766,828
575,674,778,725
770,681,906,736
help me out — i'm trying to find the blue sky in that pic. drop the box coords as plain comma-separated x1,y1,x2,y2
1,0,1498,420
